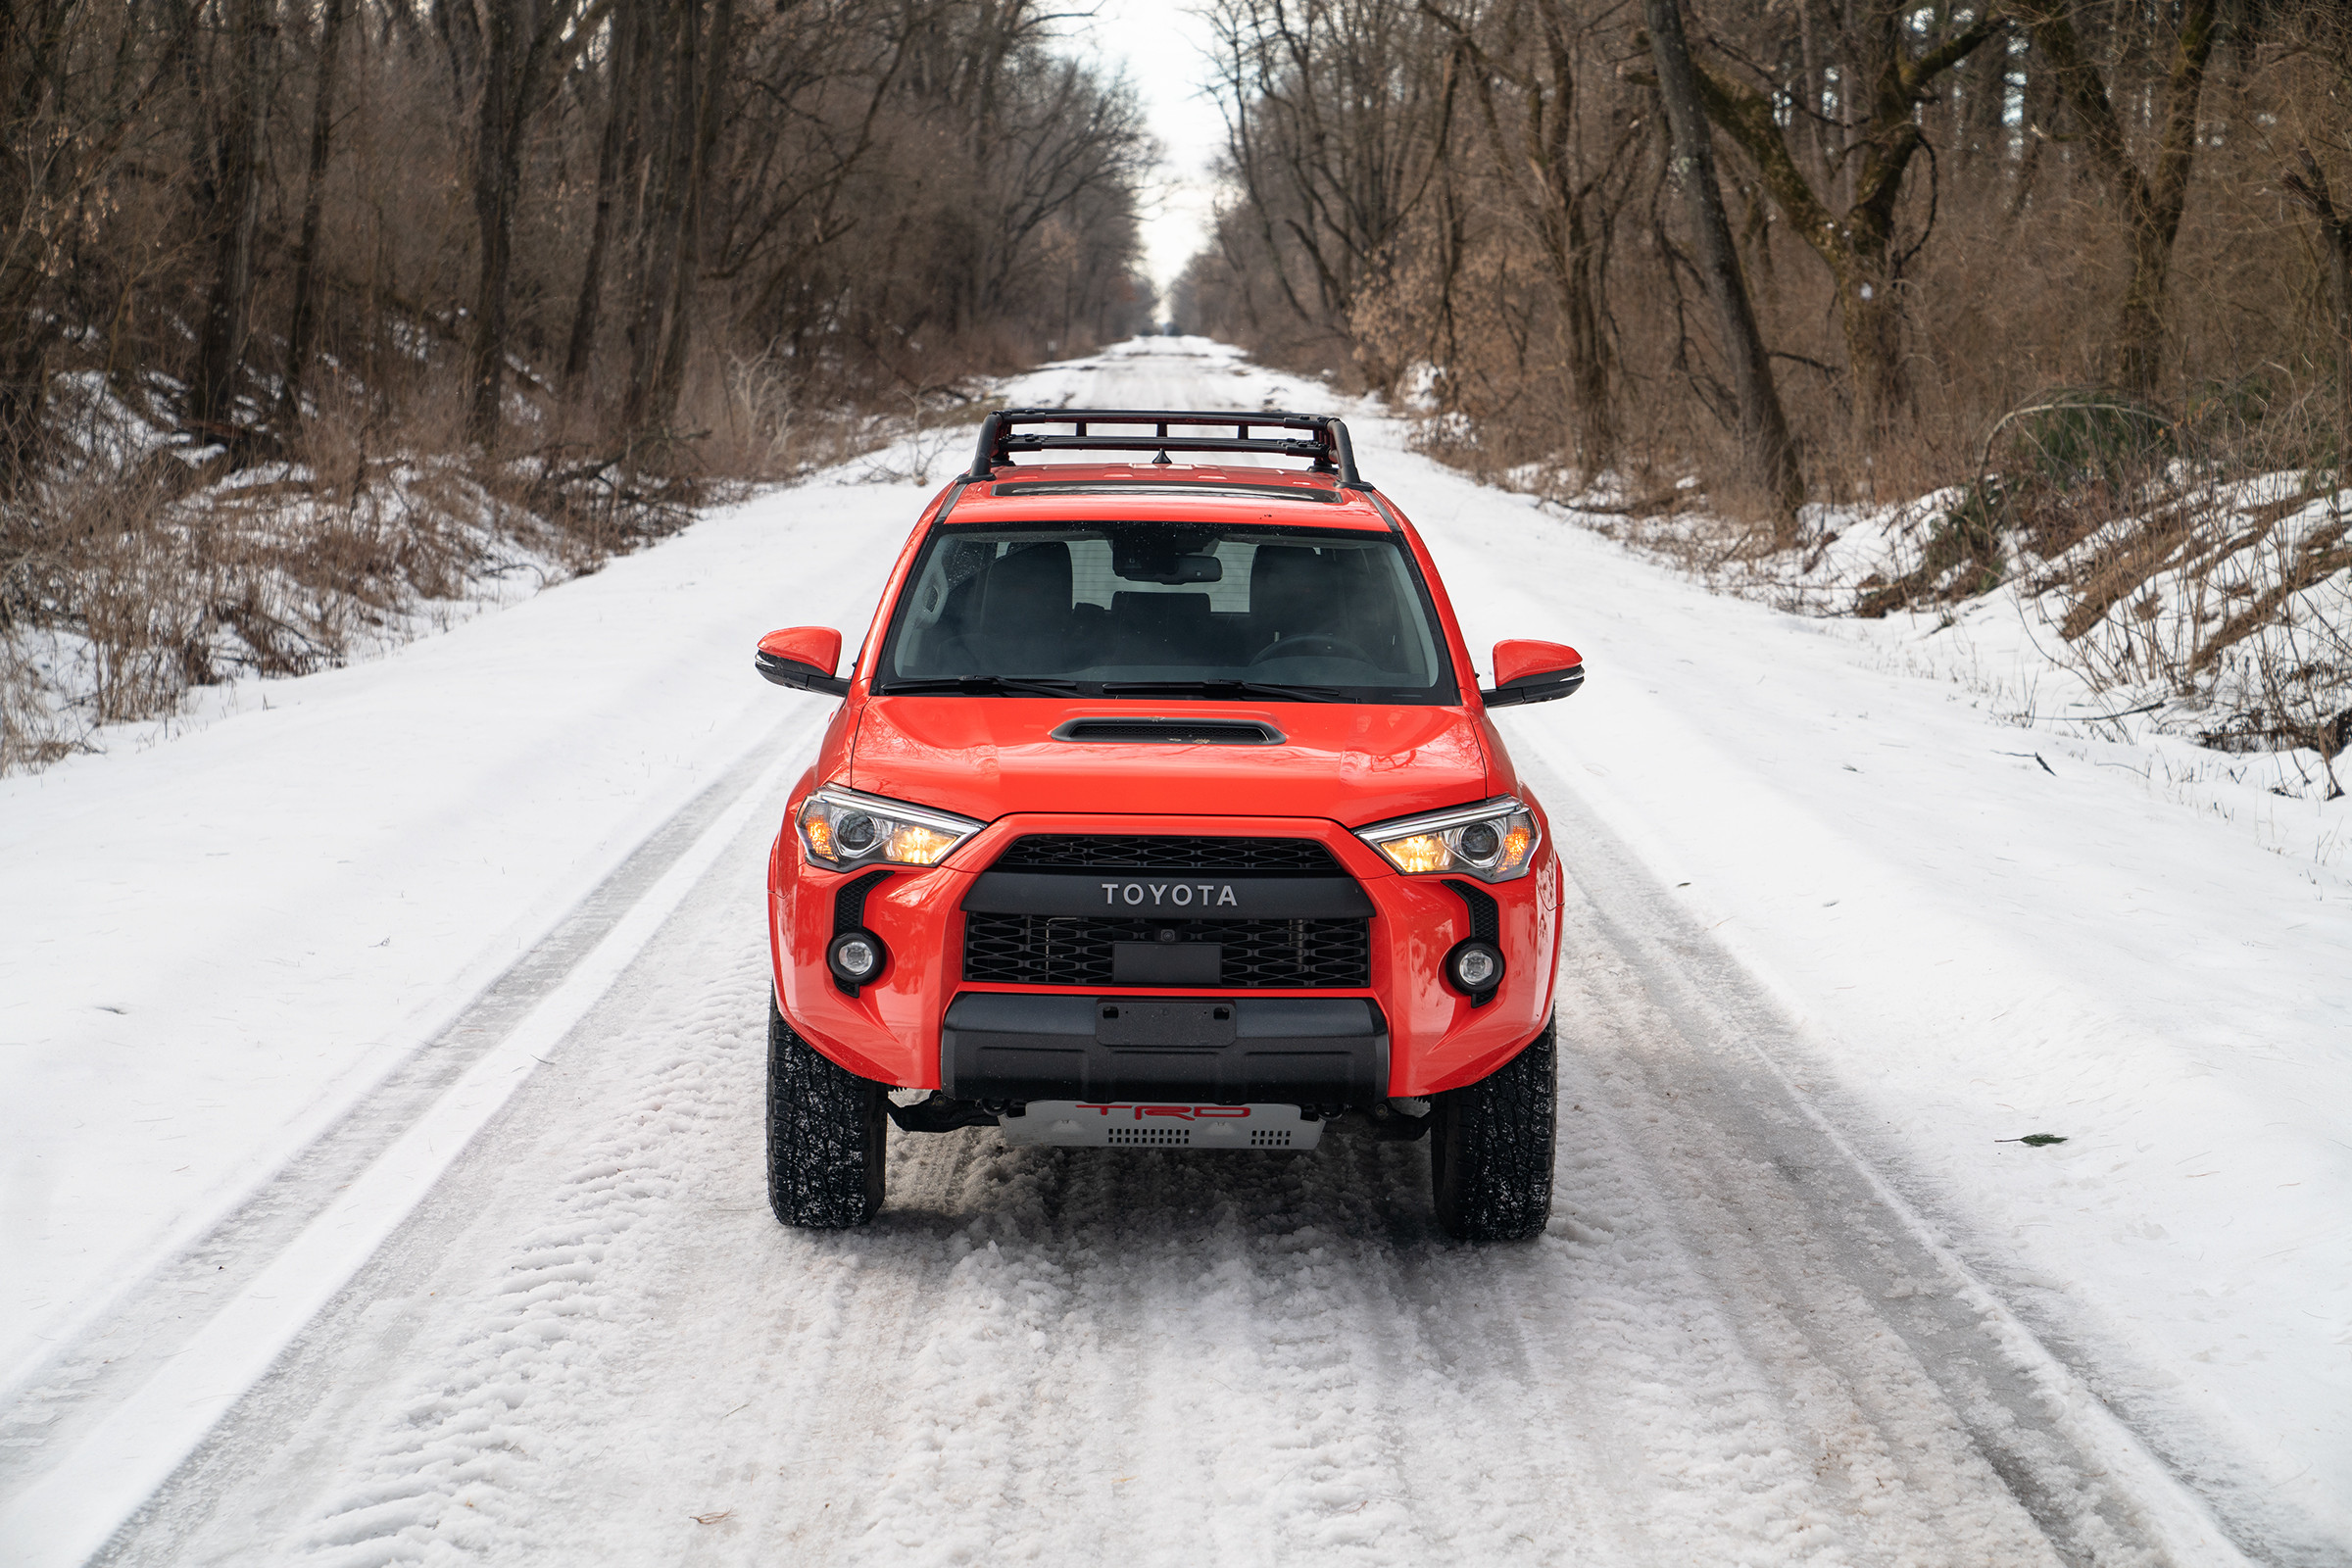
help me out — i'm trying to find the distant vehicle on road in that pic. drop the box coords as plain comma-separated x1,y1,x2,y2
754,410,1586,1239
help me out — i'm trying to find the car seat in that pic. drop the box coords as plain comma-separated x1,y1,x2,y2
929,542,1077,673
1249,545,1344,649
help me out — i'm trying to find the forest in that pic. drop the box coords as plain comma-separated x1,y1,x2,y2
1183,0,2350,513
0,0,1155,466
0,0,1154,759
5,0,2350,763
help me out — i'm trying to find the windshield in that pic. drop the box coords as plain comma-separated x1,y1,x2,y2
875,521,1457,703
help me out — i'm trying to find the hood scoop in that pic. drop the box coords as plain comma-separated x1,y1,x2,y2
1050,716,1286,746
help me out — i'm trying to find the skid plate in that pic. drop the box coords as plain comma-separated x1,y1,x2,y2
998,1100,1325,1152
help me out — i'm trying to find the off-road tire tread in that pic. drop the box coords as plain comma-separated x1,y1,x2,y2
766,997,887,1228
1430,1019,1557,1241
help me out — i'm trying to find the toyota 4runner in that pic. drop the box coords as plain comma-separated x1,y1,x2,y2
756,410,1585,1240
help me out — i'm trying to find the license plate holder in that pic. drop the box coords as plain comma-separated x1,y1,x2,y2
1095,999,1237,1047
1110,942,1223,987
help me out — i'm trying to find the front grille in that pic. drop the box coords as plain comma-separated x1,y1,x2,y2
990,835,1342,873
962,913,1370,989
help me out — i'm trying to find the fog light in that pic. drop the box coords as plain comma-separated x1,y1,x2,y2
828,930,885,985
1446,940,1504,994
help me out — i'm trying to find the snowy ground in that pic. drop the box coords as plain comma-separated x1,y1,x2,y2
1551,474,2352,875
1,338,2344,1566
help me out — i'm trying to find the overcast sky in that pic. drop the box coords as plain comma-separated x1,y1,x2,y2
1074,3,1229,304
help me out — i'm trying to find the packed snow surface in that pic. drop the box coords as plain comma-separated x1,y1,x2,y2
0,339,2344,1566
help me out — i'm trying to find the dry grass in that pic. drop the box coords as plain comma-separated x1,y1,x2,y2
0,339,970,774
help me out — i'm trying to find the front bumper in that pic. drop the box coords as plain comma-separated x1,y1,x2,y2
768,810,1559,1102
941,993,1387,1104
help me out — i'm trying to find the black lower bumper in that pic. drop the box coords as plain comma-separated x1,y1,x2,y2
940,992,1389,1105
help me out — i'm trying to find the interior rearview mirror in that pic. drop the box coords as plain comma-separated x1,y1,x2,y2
756,626,850,698
1480,639,1585,708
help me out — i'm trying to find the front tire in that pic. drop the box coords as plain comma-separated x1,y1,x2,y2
766,996,887,1228
1430,1018,1557,1241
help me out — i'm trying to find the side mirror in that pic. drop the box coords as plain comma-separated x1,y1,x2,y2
756,626,850,697
1480,638,1585,708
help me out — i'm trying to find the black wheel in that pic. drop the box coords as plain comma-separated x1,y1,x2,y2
765,995,887,1228
1430,1018,1557,1241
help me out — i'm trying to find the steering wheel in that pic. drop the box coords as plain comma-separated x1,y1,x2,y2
1252,633,1374,665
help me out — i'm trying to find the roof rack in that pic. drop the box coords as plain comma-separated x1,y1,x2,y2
965,408,1370,489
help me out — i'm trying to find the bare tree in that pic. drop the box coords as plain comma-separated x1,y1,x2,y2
2014,0,2221,399
1679,0,2004,441
434,0,604,443
621,0,737,432
189,0,276,433
562,0,643,394
1425,0,1633,473
1643,0,1801,527
2282,145,2352,456
1,0,199,474
1208,0,1461,378
282,0,354,420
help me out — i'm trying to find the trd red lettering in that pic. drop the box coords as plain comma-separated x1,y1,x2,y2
1140,1105,1194,1120
1192,1106,1250,1118
1076,1103,1124,1116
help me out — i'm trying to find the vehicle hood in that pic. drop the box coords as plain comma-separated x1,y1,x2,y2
847,698,1492,827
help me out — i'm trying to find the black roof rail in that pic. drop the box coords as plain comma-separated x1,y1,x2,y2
964,408,1371,490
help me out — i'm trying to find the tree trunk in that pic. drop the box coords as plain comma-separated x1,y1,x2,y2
2282,146,2352,460
464,0,520,445
190,0,272,431
443,0,597,445
1535,2,1613,475
282,0,352,422
623,0,689,430
625,0,732,433
1960,27,2005,173
1556,196,1614,474
564,0,641,395
1644,0,1801,531
649,0,731,422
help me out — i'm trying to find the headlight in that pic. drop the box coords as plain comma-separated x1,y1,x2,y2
797,784,985,870
1355,797,1541,882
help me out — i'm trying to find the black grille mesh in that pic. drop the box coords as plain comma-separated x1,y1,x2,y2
1444,878,1499,943
962,914,1370,989
835,870,893,934
990,836,1342,873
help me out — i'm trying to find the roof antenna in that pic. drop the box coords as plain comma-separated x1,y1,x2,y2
1152,449,1172,465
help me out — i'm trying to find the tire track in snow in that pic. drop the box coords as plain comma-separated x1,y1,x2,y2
97,734,2180,1568
7,710,825,1568
289,993,739,1568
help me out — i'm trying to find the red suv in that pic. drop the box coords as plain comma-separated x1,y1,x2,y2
756,411,1584,1239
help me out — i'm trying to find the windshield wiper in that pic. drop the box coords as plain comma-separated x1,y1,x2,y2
879,675,1088,698
1100,678,1349,704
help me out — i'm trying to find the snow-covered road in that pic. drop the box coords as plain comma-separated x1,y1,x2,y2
3,340,2344,1567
